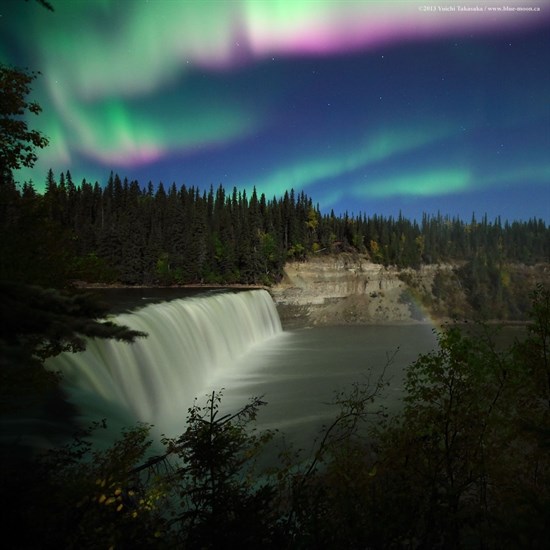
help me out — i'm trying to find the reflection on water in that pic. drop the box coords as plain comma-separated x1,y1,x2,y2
211,322,527,453
211,324,439,451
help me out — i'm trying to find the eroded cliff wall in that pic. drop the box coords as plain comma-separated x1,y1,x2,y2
270,253,432,327
270,253,549,327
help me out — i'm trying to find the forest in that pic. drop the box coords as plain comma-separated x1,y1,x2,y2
1,62,550,548
2,166,548,321
2,168,549,285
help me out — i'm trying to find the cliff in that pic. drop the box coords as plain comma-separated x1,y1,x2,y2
270,253,549,327
270,253,425,327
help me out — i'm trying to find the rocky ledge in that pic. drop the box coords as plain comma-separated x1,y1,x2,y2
270,253,437,328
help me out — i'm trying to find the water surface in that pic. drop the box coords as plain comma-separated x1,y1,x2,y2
211,324,439,451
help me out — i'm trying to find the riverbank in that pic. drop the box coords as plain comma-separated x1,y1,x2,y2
75,277,419,327
73,281,270,291
73,254,549,328
270,254,443,328
269,254,550,328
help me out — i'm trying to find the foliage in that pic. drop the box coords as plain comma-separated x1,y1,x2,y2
282,361,391,548
376,327,509,546
360,286,550,548
4,393,286,549
5,169,548,292
0,66,148,421
514,283,550,410
1,281,145,360
0,281,146,416
158,391,283,548
2,420,166,549
1,362,391,548
2,286,550,547
0,64,49,174
27,0,55,12
2,37,550,547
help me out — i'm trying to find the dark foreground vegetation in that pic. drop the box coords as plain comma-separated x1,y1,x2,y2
2,56,550,548
1,286,549,549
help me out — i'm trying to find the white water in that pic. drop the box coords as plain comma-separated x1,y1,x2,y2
46,289,282,442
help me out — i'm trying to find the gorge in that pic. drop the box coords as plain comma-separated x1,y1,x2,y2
44,284,440,452
272,253,550,326
37,250,549,454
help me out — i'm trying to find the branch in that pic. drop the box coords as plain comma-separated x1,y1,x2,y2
25,0,55,12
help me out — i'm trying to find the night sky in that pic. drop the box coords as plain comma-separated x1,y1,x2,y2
2,0,549,221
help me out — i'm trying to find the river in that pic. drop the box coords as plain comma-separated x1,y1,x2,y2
87,288,439,452
42,288,525,455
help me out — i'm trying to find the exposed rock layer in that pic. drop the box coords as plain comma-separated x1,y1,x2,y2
270,253,427,327
270,253,549,328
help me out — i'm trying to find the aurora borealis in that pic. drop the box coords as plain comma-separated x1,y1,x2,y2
1,0,549,221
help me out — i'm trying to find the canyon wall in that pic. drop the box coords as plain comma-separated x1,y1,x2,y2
270,253,549,328
270,253,440,327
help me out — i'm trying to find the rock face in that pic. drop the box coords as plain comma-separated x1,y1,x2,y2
269,254,550,328
270,253,431,327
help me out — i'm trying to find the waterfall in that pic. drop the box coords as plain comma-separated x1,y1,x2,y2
46,289,282,442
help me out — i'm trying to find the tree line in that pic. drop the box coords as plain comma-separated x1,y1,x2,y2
2,63,550,548
2,168,548,289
